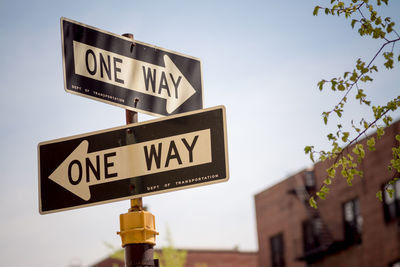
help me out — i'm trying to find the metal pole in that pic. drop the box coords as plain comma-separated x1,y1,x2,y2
120,33,158,267
122,32,142,213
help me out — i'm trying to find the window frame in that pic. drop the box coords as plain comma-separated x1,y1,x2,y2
302,217,322,253
342,198,362,245
270,232,285,267
304,170,316,191
383,179,400,222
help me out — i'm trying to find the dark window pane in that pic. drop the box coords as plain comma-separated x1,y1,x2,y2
302,218,321,252
383,180,400,222
270,233,285,267
343,198,362,245
305,171,315,191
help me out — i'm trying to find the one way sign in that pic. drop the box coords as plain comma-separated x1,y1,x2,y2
61,17,203,116
38,106,228,214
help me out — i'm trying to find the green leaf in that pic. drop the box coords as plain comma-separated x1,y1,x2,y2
321,185,329,194
342,132,350,142
309,197,317,209
383,116,393,126
347,153,354,161
353,144,365,162
367,137,376,151
384,52,394,69
387,22,395,33
313,6,320,16
304,146,313,154
360,75,373,82
317,80,325,91
376,191,383,201
331,80,338,91
351,19,357,28
341,168,348,178
317,191,326,200
387,188,395,199
334,109,342,117
359,145,365,159
327,133,337,141
350,70,358,82
327,167,336,178
377,127,385,139
370,65,378,72
370,10,377,22
384,59,394,69
356,89,367,103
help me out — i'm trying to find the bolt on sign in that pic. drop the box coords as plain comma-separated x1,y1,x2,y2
61,17,203,117
38,106,229,214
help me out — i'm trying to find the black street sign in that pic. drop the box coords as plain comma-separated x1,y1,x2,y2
61,17,203,117
38,106,228,214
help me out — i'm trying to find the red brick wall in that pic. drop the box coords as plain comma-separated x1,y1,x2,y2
255,174,308,267
255,121,400,267
314,121,400,266
91,257,124,267
185,249,258,267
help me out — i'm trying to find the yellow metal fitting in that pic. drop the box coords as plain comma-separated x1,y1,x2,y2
118,209,159,246
129,198,143,212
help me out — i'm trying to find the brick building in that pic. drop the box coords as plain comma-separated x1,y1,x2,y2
92,248,258,267
255,121,400,267
183,249,258,267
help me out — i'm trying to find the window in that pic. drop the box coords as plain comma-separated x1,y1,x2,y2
302,217,322,252
343,198,362,245
270,233,285,267
304,170,316,191
383,179,400,222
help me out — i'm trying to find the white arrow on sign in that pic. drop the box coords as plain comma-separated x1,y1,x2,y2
49,129,212,201
73,41,196,114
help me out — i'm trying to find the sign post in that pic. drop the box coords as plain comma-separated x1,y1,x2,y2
121,33,159,267
39,18,227,266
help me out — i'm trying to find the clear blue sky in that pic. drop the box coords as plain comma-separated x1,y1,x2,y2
0,0,399,266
